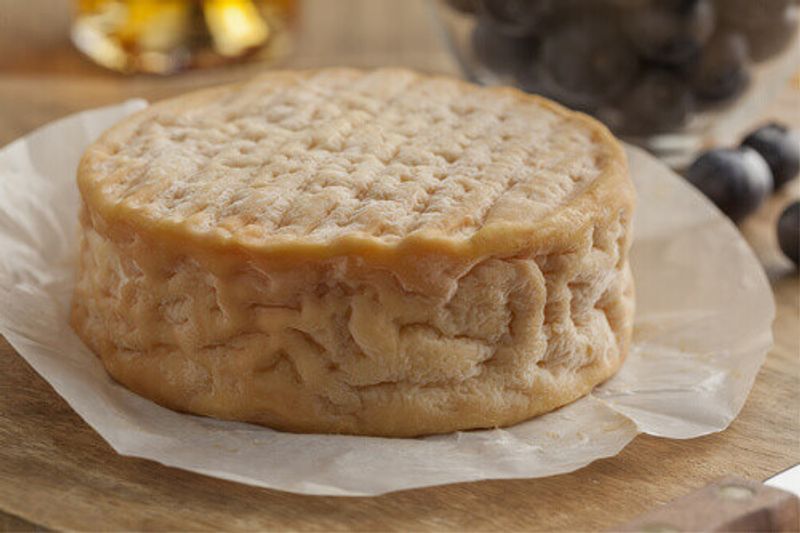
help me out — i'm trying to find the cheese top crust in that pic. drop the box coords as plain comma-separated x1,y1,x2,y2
78,68,630,261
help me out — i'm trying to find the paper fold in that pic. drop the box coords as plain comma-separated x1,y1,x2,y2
0,102,774,496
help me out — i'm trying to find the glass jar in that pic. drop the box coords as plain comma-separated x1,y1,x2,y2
72,0,296,74
433,0,800,166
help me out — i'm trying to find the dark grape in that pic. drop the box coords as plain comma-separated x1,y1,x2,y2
524,14,638,111
685,147,772,222
692,32,750,103
617,70,694,135
715,0,800,61
622,0,716,67
777,201,799,266
472,20,537,76
741,123,800,190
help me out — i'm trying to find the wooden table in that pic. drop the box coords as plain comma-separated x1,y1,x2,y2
1,2,798,530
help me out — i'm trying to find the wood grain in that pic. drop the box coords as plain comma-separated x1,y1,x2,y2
0,1,798,531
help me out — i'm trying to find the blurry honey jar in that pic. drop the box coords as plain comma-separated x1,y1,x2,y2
72,0,296,74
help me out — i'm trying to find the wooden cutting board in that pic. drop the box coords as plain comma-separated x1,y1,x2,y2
0,1,798,530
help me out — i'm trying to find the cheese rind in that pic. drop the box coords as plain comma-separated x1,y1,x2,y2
71,68,635,436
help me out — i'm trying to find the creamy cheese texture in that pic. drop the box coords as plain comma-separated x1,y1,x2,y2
72,68,636,436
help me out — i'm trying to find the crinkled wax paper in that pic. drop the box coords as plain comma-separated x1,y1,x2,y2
0,101,774,496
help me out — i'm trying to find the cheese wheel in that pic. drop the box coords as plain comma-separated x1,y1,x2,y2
72,68,635,436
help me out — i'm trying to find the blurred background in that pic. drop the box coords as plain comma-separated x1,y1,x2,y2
1,1,798,160
436,0,800,165
0,0,798,272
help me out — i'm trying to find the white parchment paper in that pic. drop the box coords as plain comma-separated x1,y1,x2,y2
0,101,775,496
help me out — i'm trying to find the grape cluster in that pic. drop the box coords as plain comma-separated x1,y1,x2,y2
685,122,799,267
451,0,799,136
